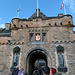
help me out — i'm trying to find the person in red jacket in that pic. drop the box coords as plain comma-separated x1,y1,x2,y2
50,68,56,75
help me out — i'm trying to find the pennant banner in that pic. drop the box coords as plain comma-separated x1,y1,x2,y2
17,8,20,12
61,3,64,9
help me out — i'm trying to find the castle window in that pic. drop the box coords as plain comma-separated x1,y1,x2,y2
21,25,23,28
42,30,44,31
60,22,63,26
14,24,16,27
49,23,51,26
29,30,47,43
56,45,67,72
36,19,38,21
10,46,20,71
68,21,71,24
55,23,57,26
42,33,47,41
26,25,28,28
29,33,34,42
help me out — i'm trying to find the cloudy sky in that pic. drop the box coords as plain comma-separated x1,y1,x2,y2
0,0,75,30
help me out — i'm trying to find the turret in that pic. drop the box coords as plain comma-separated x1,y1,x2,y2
12,18,20,28
5,23,11,30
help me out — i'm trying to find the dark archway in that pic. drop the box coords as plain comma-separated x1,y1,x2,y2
26,48,48,75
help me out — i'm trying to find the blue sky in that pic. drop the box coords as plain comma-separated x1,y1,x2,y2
0,0,75,30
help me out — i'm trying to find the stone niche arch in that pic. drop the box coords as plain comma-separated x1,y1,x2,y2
25,47,51,75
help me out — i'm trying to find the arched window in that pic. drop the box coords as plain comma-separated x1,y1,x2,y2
56,45,67,72
10,46,20,71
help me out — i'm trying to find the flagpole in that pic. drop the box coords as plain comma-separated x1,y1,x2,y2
17,6,20,18
37,0,38,17
62,0,67,15
17,12,19,18
64,4,67,15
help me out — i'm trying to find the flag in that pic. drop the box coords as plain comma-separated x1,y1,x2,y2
17,8,20,12
61,3,64,9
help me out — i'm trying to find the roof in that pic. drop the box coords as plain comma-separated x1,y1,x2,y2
0,29,11,37
29,9,47,19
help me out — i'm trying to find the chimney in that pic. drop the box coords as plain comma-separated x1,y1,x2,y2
5,23,11,30
58,14,63,17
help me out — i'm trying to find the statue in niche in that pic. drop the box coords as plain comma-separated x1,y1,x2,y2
13,53,18,66
58,52,64,67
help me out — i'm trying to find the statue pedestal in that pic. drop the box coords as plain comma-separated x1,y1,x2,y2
58,66,67,72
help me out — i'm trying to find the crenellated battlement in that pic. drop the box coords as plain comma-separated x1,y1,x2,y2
11,14,73,30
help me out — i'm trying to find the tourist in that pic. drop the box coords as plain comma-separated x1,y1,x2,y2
43,66,50,75
49,68,56,75
39,69,44,75
32,67,40,75
39,66,45,75
18,68,25,75
12,67,19,75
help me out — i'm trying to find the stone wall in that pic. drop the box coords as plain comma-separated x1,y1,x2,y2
0,41,75,75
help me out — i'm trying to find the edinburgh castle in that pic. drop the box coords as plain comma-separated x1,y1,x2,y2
0,9,75,75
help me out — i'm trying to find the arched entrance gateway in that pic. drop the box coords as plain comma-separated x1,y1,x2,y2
26,47,49,75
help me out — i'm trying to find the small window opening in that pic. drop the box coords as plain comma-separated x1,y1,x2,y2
30,33,34,42
60,22,63,26
26,25,28,28
21,25,23,28
42,33,46,41
55,23,57,26
36,19,38,21
68,21,71,24
14,24,16,27
49,23,51,26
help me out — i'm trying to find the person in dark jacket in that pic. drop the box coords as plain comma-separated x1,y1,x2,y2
39,69,44,75
12,67,19,75
32,67,39,75
43,66,50,75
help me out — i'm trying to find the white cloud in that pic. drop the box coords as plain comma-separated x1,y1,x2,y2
63,0,75,13
0,24,5,28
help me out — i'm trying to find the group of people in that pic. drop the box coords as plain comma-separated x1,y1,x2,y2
12,66,56,75
32,66,56,75
12,67,25,75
